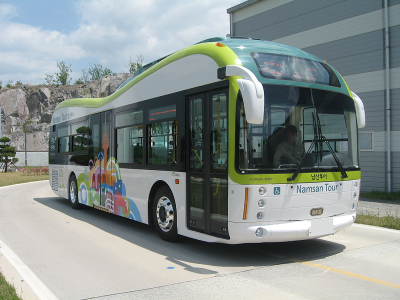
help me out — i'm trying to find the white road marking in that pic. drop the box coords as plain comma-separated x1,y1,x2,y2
0,238,58,300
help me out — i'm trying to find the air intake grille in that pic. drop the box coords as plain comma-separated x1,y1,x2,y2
51,170,58,191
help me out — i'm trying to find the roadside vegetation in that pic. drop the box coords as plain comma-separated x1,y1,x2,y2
0,167,48,187
357,190,400,229
356,214,400,230
360,190,400,202
0,272,22,300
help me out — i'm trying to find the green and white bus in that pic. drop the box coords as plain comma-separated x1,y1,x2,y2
49,37,365,244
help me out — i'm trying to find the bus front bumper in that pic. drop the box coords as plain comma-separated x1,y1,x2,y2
227,212,356,244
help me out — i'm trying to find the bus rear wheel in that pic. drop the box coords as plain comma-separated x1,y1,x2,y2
69,175,81,209
153,186,180,242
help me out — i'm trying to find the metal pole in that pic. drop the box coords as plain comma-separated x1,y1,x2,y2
25,129,27,167
384,0,391,192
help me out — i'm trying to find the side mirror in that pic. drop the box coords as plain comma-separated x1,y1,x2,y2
218,65,264,124
351,92,366,128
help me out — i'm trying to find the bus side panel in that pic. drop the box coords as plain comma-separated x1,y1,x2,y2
120,169,187,226
112,54,220,110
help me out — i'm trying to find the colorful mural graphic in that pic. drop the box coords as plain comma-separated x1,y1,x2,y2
77,117,142,222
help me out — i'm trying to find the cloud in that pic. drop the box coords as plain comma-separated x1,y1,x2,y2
0,0,240,84
0,3,18,21
0,3,85,84
71,0,237,71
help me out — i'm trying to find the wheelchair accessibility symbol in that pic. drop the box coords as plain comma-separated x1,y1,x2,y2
274,187,281,195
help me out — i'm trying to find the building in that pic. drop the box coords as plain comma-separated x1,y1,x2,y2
228,0,400,191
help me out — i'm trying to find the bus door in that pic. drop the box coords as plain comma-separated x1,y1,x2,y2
89,111,112,208
187,89,229,239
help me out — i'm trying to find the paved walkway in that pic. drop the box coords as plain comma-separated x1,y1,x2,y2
358,198,400,218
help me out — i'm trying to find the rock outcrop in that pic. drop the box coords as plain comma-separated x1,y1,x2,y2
0,73,131,152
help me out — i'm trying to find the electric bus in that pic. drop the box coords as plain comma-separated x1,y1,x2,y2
49,37,365,244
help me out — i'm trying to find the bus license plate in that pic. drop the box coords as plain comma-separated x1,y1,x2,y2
310,207,324,216
309,218,334,237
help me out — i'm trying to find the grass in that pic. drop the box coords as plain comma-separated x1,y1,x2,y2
0,272,22,300
358,190,400,230
356,213,400,230
0,171,48,187
360,190,400,202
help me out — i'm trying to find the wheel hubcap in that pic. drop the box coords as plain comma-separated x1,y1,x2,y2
70,180,77,203
156,196,174,232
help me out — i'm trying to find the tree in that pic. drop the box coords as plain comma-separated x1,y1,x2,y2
45,74,54,85
76,69,90,84
88,63,115,81
0,137,18,172
126,54,144,74
55,61,72,85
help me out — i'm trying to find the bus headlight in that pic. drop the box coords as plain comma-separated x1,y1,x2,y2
255,227,263,237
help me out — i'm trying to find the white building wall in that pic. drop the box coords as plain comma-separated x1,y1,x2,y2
14,152,48,167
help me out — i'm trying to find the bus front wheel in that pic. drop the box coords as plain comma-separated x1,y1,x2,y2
69,175,81,209
153,186,180,242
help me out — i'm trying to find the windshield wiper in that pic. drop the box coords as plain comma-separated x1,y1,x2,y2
288,90,348,181
287,135,318,181
313,101,348,179
320,136,348,179
288,111,319,181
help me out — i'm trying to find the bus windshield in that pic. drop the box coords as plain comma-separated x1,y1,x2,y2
237,84,359,174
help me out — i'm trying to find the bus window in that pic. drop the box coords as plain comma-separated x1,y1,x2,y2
116,110,143,127
58,125,70,153
148,120,178,165
210,93,228,170
71,121,89,153
59,137,69,153
116,110,144,164
117,125,143,164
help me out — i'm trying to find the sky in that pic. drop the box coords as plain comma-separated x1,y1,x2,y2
0,0,243,85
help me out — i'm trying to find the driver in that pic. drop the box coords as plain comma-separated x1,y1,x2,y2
273,125,304,167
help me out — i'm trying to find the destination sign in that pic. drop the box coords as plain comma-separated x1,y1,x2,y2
251,52,340,87
148,104,176,121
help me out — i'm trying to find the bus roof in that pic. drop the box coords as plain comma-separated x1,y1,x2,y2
55,37,350,111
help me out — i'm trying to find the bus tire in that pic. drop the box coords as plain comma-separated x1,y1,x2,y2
69,175,81,209
153,186,180,242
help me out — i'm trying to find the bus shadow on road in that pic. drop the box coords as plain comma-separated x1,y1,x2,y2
34,196,346,273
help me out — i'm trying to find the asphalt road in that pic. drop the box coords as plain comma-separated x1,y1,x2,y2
0,181,399,300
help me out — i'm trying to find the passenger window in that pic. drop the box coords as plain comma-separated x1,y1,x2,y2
117,125,143,164
72,122,89,153
72,134,89,152
115,110,144,164
59,136,69,153
58,125,70,153
148,120,178,165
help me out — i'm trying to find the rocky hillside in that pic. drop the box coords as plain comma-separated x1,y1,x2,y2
0,73,131,152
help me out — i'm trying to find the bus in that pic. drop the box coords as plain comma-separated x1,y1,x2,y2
49,37,365,244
